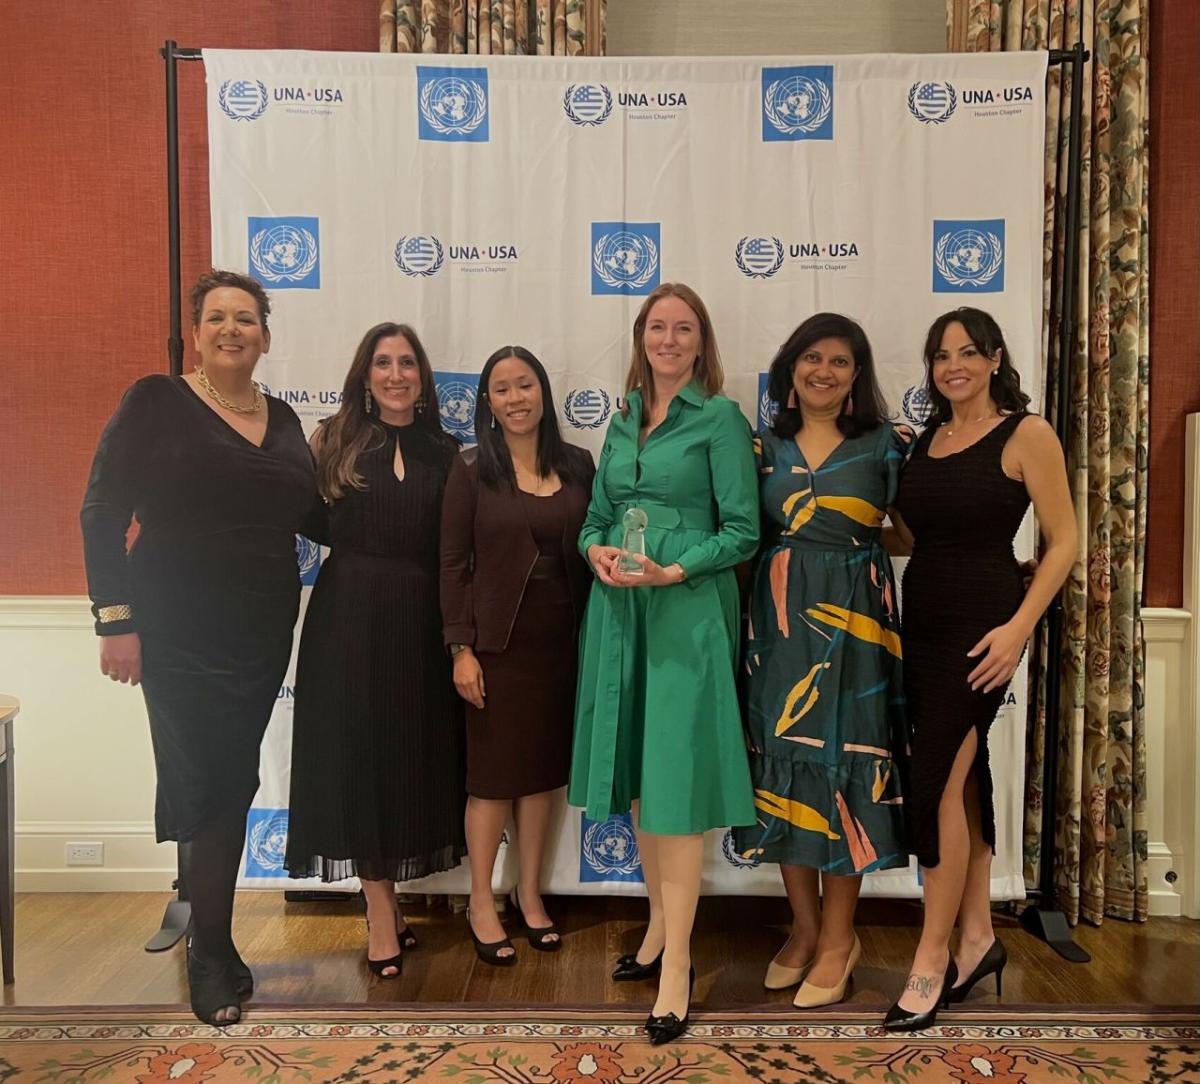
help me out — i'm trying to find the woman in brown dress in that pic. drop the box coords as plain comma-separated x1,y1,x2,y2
441,346,594,964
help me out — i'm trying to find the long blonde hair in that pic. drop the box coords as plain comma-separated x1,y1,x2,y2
622,282,724,415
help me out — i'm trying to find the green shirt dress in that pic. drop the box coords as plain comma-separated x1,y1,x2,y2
568,382,760,836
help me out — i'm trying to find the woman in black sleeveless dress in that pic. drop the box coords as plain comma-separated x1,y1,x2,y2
884,308,1076,1031
81,270,316,1026
286,323,466,978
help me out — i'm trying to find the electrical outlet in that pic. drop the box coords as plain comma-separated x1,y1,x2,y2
66,842,104,866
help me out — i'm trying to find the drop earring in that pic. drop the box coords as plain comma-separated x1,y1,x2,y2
786,388,798,409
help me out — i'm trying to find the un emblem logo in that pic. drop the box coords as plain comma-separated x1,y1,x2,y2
394,235,445,277
722,829,762,870
908,81,957,124
582,816,641,877
933,219,1005,293
434,375,479,443
902,385,934,426
418,66,489,142
295,534,321,586
219,79,268,121
563,388,612,429
244,809,289,877
563,83,613,126
249,223,319,285
735,236,785,279
591,222,661,296
762,65,834,141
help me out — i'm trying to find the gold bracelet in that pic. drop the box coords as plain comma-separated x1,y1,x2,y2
97,604,133,623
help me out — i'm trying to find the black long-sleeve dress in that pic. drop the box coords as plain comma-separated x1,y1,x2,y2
894,412,1031,868
285,420,467,883
80,375,316,842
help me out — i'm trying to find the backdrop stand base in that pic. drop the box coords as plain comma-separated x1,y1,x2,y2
284,890,359,903
144,896,191,953
1020,904,1091,962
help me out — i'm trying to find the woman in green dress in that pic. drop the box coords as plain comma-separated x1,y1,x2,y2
570,282,759,1044
732,313,912,1008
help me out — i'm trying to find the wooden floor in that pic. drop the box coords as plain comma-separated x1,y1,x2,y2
3,892,1198,1010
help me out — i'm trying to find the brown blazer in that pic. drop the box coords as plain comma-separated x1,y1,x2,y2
440,447,595,653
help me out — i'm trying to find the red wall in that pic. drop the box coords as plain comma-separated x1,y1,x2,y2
2,3,1196,601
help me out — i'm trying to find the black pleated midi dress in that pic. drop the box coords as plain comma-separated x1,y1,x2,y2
285,421,467,882
894,412,1031,868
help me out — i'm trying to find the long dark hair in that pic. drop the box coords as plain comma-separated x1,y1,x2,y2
766,312,889,439
314,322,445,500
474,346,589,491
921,307,1030,428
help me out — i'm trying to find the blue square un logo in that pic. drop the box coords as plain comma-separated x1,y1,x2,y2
762,65,834,141
757,372,778,433
248,216,320,290
243,808,289,878
932,219,1005,293
433,371,480,447
579,812,644,883
418,66,489,142
296,534,321,587
591,222,661,296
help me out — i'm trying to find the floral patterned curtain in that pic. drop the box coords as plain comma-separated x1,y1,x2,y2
379,0,606,55
948,0,1149,925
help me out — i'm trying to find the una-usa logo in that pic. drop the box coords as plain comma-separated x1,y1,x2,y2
563,84,614,126
735,236,785,279
757,373,778,432
591,222,661,296
908,81,958,124
762,65,834,141
417,66,489,142
296,534,321,587
394,235,444,277
219,79,269,121
721,829,762,870
394,235,518,277
244,808,289,878
579,812,643,883
433,372,480,446
932,219,1005,293
902,385,934,426
563,83,689,126
248,217,320,290
563,388,613,430
735,235,861,279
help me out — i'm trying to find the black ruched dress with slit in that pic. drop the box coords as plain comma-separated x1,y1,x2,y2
285,420,466,883
894,412,1030,868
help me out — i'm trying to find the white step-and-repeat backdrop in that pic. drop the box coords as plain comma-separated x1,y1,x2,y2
204,48,1048,898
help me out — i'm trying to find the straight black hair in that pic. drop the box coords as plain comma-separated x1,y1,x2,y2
766,312,889,439
474,346,590,491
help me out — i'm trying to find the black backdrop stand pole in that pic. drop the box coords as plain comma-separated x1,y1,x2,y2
1019,40,1091,964
145,39,200,953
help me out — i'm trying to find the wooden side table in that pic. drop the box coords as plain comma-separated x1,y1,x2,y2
0,695,16,984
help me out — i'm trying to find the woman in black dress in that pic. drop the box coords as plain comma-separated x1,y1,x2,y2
884,308,1076,1031
285,322,465,978
440,347,594,964
81,269,316,1026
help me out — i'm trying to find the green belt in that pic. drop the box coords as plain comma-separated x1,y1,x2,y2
614,500,715,532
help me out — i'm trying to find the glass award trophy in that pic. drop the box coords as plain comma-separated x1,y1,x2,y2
617,507,648,575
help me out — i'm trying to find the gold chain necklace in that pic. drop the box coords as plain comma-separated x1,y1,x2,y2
196,366,264,415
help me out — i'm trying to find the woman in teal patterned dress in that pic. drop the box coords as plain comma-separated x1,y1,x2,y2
733,313,911,1008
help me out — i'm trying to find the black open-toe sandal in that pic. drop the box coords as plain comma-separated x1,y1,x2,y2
468,910,518,967
365,916,404,979
509,888,562,952
186,941,242,1028
231,948,253,999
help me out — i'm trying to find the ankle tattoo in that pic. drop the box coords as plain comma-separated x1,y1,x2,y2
904,973,937,999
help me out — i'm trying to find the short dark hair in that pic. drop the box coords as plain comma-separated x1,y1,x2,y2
766,312,889,439
190,269,271,333
921,308,1030,427
475,346,590,491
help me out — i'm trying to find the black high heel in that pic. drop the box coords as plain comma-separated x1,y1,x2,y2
509,887,561,952
231,949,253,999
645,965,695,1045
612,947,663,982
944,938,1007,1004
468,909,518,967
186,941,242,1028
365,914,404,979
883,956,958,1033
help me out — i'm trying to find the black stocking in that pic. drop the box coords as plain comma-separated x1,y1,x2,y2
179,810,247,963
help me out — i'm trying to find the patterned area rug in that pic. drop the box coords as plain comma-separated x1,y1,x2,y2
1,1006,1197,1083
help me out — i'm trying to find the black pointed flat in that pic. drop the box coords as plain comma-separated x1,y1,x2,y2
612,948,663,982
645,966,695,1045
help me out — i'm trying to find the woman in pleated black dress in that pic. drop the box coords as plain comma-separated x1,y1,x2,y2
81,270,316,1026
286,322,466,978
883,308,1075,1031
